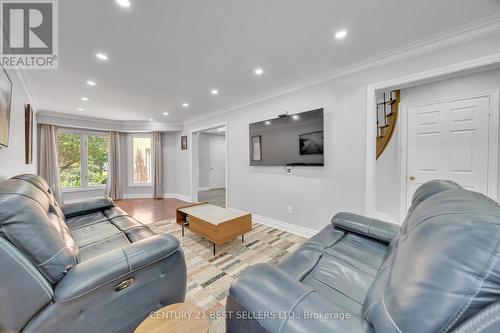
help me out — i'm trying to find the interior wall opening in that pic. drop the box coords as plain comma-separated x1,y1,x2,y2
374,65,500,223
191,124,227,207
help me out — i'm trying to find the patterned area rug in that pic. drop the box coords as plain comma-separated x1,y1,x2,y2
149,218,306,333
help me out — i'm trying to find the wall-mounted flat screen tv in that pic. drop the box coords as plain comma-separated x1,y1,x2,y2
249,108,324,166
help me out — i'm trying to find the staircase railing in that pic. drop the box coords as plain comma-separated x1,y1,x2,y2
376,90,400,159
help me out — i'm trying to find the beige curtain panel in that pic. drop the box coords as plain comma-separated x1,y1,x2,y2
38,124,63,204
106,131,123,200
153,131,164,198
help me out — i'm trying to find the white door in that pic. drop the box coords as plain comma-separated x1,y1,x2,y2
209,137,226,188
406,95,493,210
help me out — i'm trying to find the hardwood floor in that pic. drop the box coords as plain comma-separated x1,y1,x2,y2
115,198,191,224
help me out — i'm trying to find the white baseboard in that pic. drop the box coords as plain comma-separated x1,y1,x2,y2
196,186,211,191
228,207,317,239
121,192,192,201
122,193,154,199
164,193,192,202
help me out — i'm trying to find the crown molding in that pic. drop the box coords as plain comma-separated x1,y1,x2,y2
10,68,38,111
184,14,500,125
37,110,183,132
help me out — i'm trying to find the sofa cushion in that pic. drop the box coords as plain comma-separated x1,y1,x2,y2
71,222,123,247
0,178,78,284
278,224,390,315
365,187,500,333
103,206,129,219
12,174,66,219
63,197,114,218
69,204,158,262
66,211,108,229
77,234,131,261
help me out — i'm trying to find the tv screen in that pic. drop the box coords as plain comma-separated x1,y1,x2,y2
249,108,324,166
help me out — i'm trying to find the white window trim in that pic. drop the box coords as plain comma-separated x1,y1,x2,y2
127,133,154,188
59,128,109,192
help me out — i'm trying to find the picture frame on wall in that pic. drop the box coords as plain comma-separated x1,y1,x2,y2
181,135,188,150
251,135,262,161
25,104,33,164
0,66,13,148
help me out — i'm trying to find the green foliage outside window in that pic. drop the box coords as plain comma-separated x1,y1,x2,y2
57,132,109,188
88,135,109,186
58,133,81,188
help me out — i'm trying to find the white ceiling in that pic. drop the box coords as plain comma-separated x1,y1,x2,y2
28,0,500,123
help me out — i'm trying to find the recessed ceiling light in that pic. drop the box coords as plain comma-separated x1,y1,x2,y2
292,115,300,120
254,68,264,75
81,97,89,101
149,118,154,122
86,80,96,86
182,103,189,108
265,120,271,125
116,0,131,8
335,30,347,39
96,53,108,61
211,89,219,95
77,108,84,111
163,112,169,116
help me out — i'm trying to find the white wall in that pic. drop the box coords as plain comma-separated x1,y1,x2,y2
164,132,179,195
169,131,191,198
376,68,500,222
0,70,37,181
167,33,500,234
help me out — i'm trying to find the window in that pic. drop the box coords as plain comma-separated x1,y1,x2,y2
58,132,82,188
128,134,153,186
58,130,109,190
87,135,109,187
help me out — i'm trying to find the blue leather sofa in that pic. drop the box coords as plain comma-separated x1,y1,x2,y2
226,180,500,332
0,174,187,333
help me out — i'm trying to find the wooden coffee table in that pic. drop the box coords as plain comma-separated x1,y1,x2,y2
176,202,252,255
134,303,208,333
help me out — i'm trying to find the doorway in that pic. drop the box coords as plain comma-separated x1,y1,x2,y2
404,94,497,210
190,124,227,207
374,68,500,223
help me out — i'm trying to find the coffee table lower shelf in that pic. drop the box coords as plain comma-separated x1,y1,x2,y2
176,203,252,256
182,228,246,255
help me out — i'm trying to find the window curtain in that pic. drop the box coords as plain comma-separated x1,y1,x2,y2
39,124,63,204
106,131,123,200
153,132,164,198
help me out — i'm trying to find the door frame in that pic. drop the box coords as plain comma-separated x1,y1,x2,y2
189,121,228,204
399,90,500,220
365,54,500,219
208,135,226,188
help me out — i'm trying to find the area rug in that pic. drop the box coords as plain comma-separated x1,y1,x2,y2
149,218,306,333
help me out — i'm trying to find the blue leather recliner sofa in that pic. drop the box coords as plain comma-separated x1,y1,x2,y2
227,180,500,333
0,174,187,333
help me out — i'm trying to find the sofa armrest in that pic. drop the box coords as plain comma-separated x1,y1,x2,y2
332,212,400,243
226,263,370,333
54,233,181,302
62,197,114,218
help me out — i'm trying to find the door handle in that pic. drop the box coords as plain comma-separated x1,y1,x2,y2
409,176,416,181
